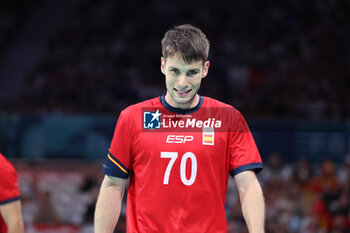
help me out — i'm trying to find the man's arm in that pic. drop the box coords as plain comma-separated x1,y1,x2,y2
234,170,265,233
0,200,24,233
94,175,127,233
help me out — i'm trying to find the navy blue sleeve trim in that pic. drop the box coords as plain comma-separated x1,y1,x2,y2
103,151,130,179
230,163,263,177
0,196,20,205
103,165,129,179
108,151,130,174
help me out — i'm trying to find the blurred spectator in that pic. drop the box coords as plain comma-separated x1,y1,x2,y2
263,152,292,182
292,157,314,186
33,191,62,225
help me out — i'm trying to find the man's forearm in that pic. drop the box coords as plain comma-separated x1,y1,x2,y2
234,171,265,233
239,178,265,233
94,176,125,233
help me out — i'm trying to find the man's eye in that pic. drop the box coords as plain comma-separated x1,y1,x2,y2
187,70,198,76
170,69,180,75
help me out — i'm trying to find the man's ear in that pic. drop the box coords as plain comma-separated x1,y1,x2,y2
161,57,166,75
202,60,210,78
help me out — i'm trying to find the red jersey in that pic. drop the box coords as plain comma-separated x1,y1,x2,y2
0,153,20,233
103,96,262,233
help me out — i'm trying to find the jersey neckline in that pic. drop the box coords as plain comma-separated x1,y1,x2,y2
160,95,203,114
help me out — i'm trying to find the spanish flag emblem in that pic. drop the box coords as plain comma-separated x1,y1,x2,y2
202,127,214,145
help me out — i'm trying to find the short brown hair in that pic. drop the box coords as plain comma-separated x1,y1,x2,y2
161,24,210,64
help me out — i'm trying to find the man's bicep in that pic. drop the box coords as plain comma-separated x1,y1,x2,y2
0,200,22,225
233,170,259,192
104,175,128,188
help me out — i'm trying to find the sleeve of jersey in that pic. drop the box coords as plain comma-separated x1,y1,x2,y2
229,113,263,177
0,161,20,205
103,111,133,179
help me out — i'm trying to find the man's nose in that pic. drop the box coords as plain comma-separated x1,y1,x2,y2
177,74,189,88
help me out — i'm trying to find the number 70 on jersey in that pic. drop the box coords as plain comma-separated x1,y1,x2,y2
161,152,197,186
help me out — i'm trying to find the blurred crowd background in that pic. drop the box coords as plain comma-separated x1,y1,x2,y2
1,0,349,118
0,0,349,232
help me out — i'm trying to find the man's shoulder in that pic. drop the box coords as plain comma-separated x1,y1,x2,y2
0,153,17,181
0,153,14,171
202,96,240,115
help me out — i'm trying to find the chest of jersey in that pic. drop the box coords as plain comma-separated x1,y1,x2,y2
131,129,230,188
126,128,231,232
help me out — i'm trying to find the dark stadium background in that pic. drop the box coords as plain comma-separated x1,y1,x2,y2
0,0,349,232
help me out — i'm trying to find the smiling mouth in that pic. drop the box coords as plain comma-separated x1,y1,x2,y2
174,88,191,96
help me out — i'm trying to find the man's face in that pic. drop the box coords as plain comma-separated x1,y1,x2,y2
161,54,210,109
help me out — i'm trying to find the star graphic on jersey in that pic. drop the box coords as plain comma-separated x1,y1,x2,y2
150,110,161,122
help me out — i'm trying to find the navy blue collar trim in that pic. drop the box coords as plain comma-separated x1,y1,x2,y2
160,95,203,114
